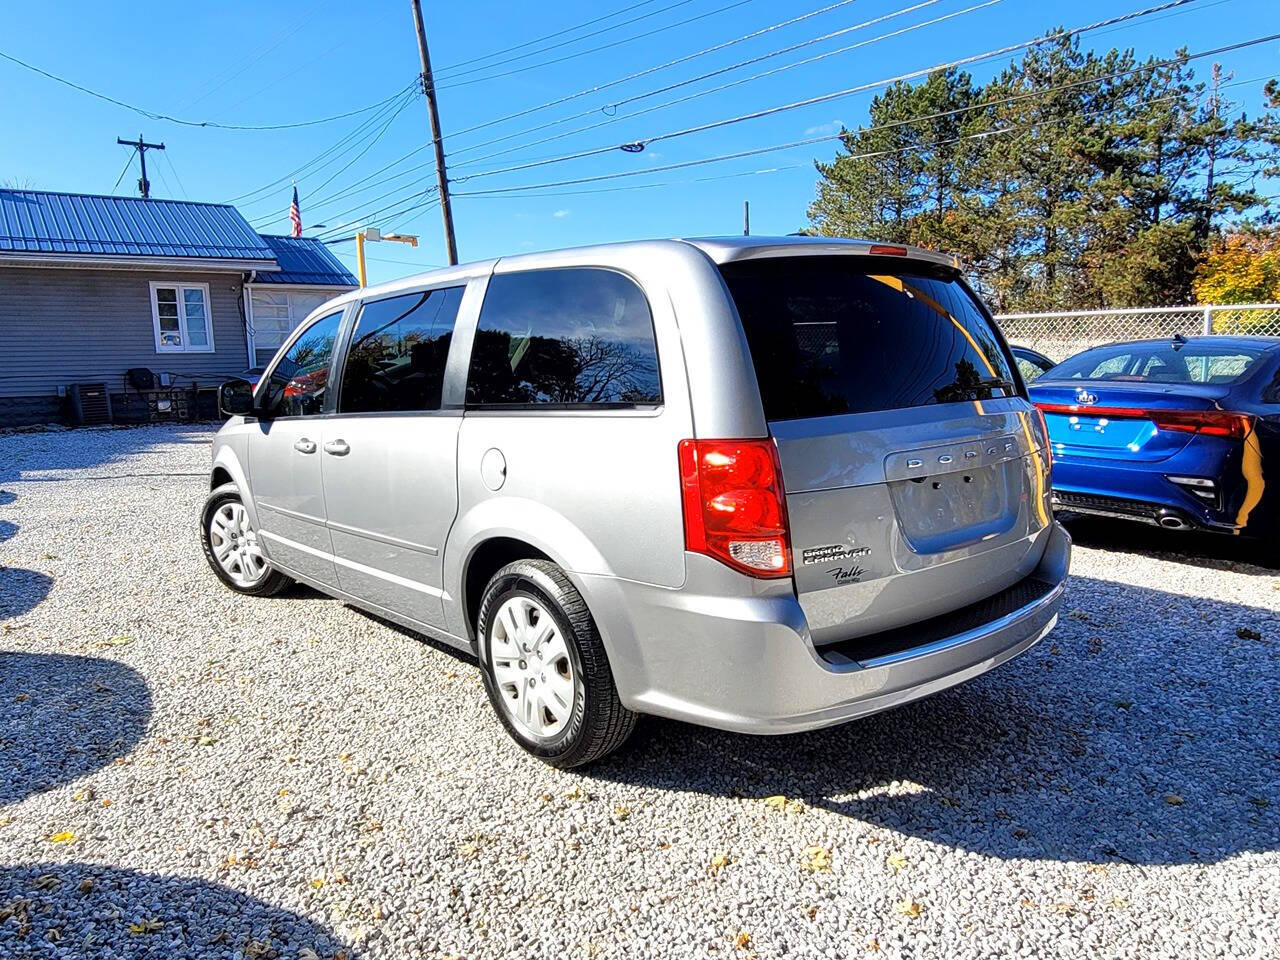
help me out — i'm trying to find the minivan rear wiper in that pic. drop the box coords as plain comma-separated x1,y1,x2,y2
933,376,1016,404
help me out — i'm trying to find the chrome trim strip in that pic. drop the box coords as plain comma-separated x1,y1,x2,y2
325,518,438,556
257,501,326,525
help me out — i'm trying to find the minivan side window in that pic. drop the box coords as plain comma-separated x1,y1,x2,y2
262,309,344,417
466,268,661,408
338,287,464,414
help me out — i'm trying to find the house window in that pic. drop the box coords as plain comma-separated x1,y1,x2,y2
250,288,338,366
150,282,214,353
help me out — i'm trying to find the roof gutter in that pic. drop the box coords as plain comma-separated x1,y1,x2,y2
0,252,282,272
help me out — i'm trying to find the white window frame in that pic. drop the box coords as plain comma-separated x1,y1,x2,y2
149,281,215,354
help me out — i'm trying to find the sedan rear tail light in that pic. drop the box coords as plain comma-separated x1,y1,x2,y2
678,439,791,578
1033,403,1255,440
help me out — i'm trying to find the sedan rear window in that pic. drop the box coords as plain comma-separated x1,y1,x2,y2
1045,343,1266,385
720,256,1016,421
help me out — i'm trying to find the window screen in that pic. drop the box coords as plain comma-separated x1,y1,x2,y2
338,287,463,414
466,268,661,407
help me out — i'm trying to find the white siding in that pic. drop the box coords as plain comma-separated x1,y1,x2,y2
0,266,250,399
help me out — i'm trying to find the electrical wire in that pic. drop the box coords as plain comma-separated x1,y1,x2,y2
0,48,414,131
161,150,190,200
249,92,418,228
437,0,665,71
110,150,135,194
444,0,884,141
316,189,441,242
436,0,700,80
452,0,1205,184
436,0,760,90
225,83,419,205
449,30,1279,197
292,0,884,212
449,0,992,170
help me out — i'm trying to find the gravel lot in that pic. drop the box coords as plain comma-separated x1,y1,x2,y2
0,423,1277,959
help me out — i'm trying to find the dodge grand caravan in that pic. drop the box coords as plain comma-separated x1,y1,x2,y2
204,237,1070,768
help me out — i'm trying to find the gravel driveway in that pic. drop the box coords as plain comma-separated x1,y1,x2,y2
0,424,1276,959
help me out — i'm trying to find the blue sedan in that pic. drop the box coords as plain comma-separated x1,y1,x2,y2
1028,336,1279,539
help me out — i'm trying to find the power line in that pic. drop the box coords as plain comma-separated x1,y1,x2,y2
452,0,1206,184
436,0,760,90
437,0,665,71
161,150,190,200
437,0,700,79
109,150,135,193
249,92,418,228
316,189,441,242
0,48,414,131
450,31,1279,197
225,83,419,205
443,0,876,141
179,5,323,113
450,0,991,170
293,0,879,213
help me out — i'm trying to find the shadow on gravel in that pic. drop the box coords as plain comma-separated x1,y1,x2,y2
0,863,359,959
0,653,152,804
0,567,52,621
1062,514,1277,573
0,520,16,543
0,424,215,484
590,575,1279,866
0,490,16,506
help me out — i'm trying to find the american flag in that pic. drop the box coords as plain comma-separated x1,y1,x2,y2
289,184,302,238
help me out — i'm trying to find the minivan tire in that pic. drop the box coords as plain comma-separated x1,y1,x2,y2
477,559,636,768
200,483,293,597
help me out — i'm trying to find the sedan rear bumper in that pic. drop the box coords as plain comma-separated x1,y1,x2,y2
579,522,1070,734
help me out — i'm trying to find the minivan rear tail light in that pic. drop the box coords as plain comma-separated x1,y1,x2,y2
678,439,791,578
1033,404,1255,440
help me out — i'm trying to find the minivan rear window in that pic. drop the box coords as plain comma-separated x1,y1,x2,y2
719,256,1016,421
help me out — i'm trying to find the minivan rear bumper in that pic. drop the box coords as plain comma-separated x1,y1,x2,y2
578,521,1070,734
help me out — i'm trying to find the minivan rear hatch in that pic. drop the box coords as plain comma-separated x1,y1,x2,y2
718,253,1053,647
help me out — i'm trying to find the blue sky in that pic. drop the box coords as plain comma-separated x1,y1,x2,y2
1,0,1276,285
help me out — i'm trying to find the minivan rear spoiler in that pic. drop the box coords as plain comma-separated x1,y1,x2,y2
682,236,962,271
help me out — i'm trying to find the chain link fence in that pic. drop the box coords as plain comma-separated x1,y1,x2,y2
994,304,1280,362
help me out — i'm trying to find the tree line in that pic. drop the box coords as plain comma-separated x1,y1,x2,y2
807,32,1280,312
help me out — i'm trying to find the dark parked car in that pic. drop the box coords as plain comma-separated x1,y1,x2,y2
1029,335,1279,538
1012,345,1056,382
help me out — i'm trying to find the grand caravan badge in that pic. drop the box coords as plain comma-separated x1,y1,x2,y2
802,543,872,565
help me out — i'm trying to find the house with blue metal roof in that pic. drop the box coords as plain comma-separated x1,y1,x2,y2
0,189,356,425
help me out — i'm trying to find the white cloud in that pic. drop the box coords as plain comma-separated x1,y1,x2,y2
804,119,844,136
553,209,570,218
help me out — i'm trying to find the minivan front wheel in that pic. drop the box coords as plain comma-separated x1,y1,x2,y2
477,559,635,768
200,483,292,596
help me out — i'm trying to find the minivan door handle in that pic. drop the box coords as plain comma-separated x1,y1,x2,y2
293,438,317,454
323,439,350,457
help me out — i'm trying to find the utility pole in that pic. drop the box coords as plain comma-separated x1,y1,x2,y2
743,200,750,236
409,0,458,265
116,134,165,198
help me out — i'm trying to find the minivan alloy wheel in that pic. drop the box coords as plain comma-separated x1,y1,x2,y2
489,595,577,738
208,501,268,587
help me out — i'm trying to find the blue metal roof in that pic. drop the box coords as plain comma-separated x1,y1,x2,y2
254,234,358,287
0,189,276,261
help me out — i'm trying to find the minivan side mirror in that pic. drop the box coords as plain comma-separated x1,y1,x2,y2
218,378,255,418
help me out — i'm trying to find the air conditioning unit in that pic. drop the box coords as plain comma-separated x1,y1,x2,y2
68,382,113,426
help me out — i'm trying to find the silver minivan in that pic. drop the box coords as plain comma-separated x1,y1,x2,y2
204,237,1070,767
